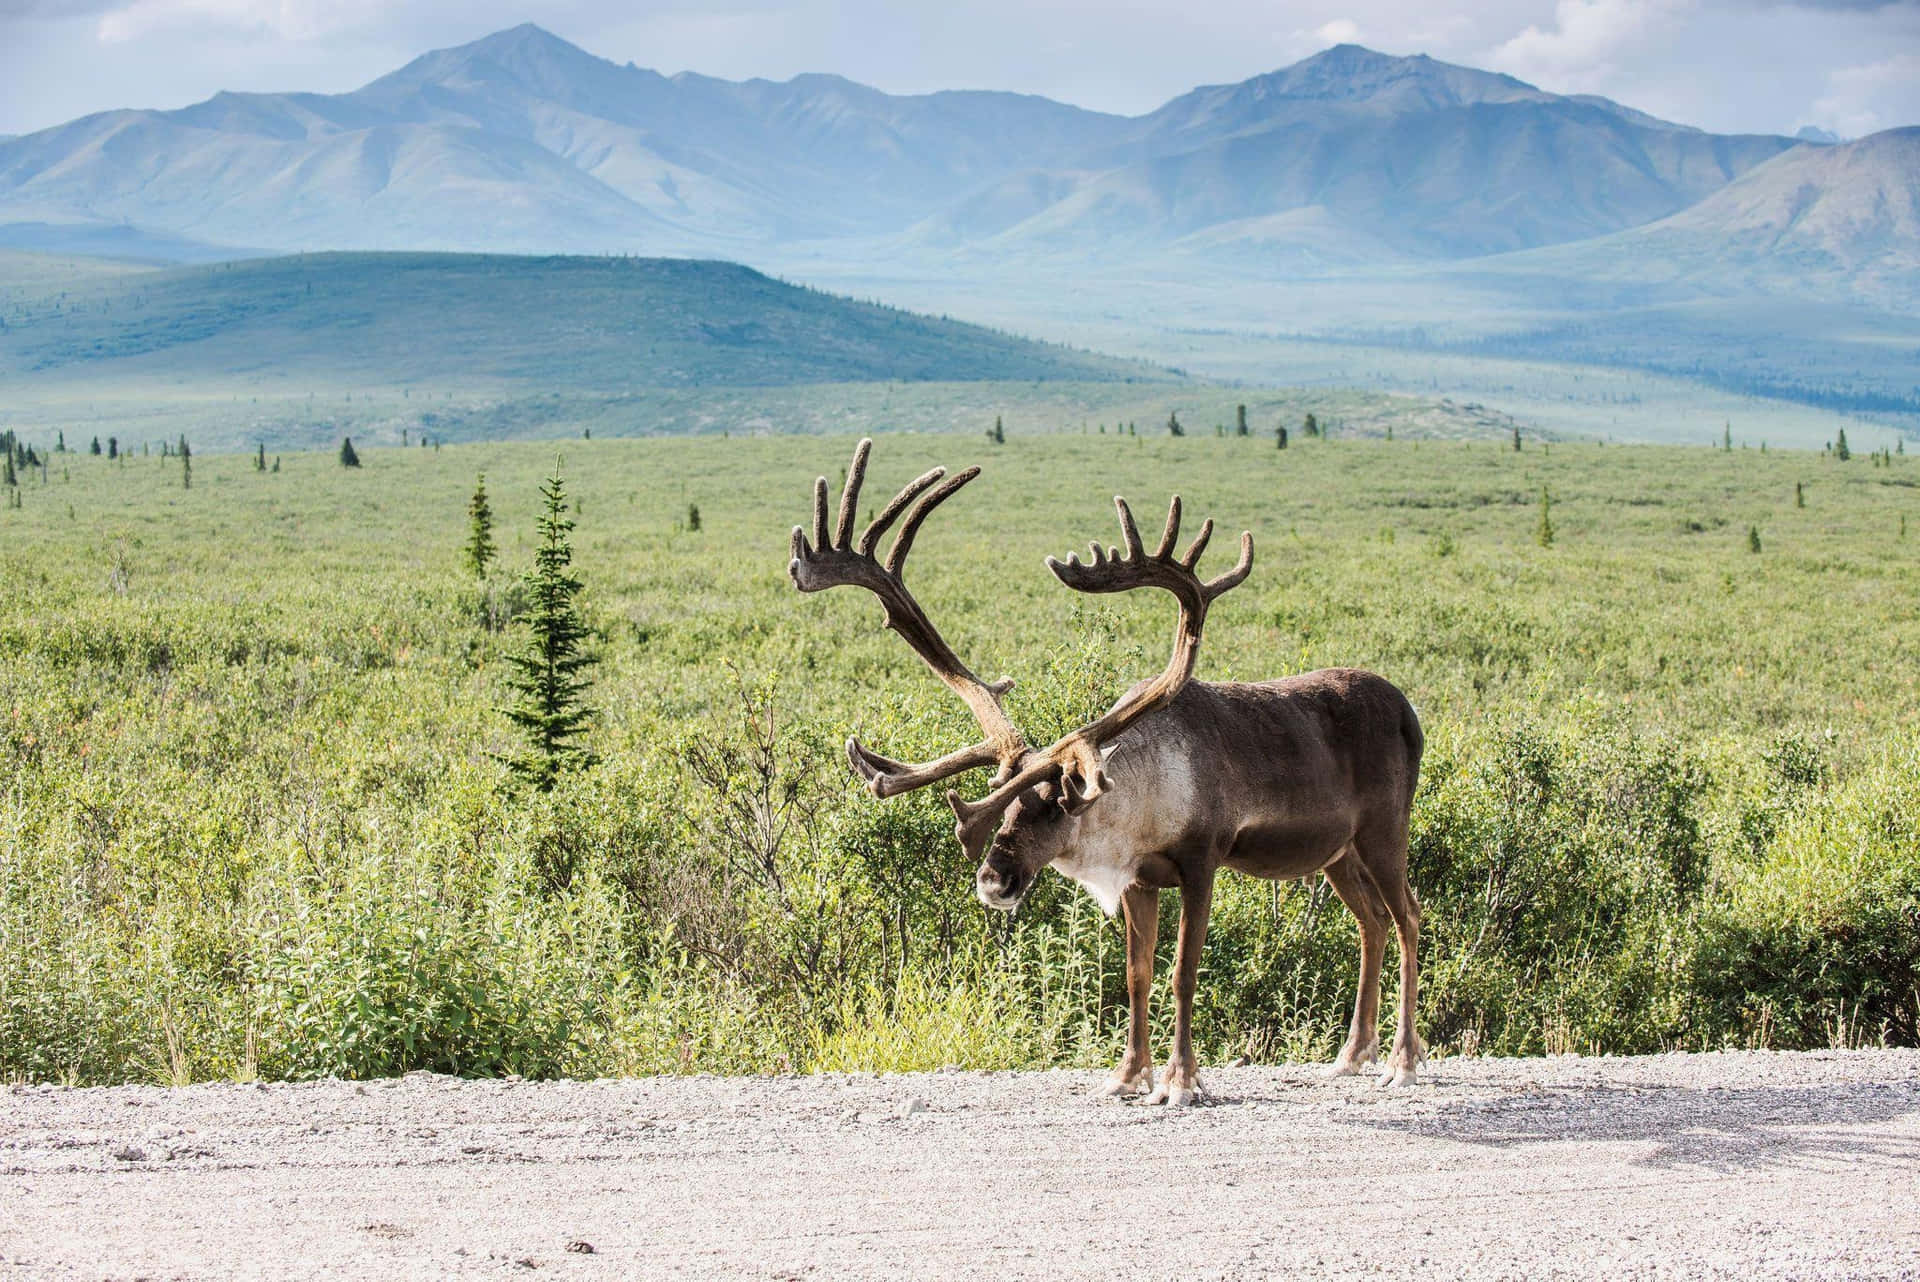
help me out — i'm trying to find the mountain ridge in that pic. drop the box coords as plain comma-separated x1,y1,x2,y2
0,26,1808,268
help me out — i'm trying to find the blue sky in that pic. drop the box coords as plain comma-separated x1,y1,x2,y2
2,0,1917,138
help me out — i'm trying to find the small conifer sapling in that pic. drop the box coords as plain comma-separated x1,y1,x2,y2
339,437,361,468
465,474,496,578
498,466,598,790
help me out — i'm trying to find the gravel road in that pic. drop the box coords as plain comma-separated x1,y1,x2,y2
4,1049,1918,1279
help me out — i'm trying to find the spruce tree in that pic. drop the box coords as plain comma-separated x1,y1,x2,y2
687,502,701,532
1795,481,1806,508
90,436,102,456
256,442,267,472
1512,425,1522,452
3,451,14,489
498,467,598,790
1236,404,1248,436
56,431,66,453
107,437,117,460
1723,422,1733,452
1166,411,1184,437
988,415,1005,445
1276,424,1289,450
464,474,496,578
1836,429,1851,461
339,437,361,468
1304,412,1319,438
1747,525,1762,554
1536,487,1554,548
178,435,190,489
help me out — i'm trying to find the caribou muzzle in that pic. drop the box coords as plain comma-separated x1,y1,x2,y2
974,854,1032,911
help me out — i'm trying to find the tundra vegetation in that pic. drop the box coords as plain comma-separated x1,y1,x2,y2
0,429,1916,1085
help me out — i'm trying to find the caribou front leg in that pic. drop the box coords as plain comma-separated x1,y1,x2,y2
1148,872,1213,1106
1103,884,1159,1097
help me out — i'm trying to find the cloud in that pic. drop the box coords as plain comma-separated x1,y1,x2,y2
1486,0,1690,89
1314,18,1363,42
0,0,116,15
1810,51,1920,134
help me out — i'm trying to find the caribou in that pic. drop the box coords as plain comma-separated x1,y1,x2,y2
788,439,1425,1104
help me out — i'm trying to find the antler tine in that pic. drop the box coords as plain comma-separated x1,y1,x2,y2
1181,518,1214,570
835,437,871,550
1204,532,1254,598
858,465,947,557
885,465,980,578
811,475,831,551
1153,495,1181,559
1114,496,1145,558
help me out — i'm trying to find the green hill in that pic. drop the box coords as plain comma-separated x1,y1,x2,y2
0,251,1150,388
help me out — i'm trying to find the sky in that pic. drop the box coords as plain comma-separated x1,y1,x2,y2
1,0,1918,140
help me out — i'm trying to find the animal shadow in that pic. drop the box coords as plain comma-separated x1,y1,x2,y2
1356,1075,1920,1174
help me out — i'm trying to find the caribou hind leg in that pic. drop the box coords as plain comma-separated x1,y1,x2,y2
1321,849,1389,1078
1378,873,1424,1087
1103,884,1160,1097
1352,819,1423,1087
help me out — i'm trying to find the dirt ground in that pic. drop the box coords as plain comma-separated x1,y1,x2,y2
4,1049,1918,1279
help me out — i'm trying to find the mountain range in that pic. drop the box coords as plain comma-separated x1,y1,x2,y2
0,23,1870,279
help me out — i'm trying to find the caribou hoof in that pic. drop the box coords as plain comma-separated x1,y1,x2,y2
1146,1073,1204,1107
1324,1045,1379,1079
1101,1068,1154,1098
1377,1063,1418,1088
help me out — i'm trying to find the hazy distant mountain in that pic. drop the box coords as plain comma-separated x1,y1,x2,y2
932,47,1796,262
0,25,1124,256
1493,128,1920,312
0,27,1800,268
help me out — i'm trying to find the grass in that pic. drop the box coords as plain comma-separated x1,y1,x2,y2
2,428,1917,1084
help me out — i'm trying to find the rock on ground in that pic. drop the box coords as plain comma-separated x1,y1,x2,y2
3,1049,1919,1279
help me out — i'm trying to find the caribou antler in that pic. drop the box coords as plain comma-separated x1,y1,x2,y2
788,439,1027,796
946,494,1251,855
